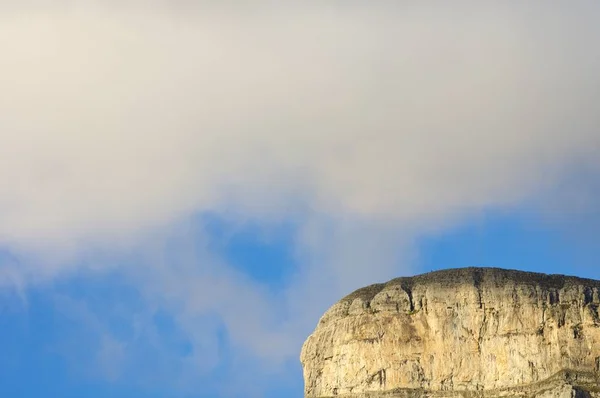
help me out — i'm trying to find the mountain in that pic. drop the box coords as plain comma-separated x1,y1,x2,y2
301,267,600,397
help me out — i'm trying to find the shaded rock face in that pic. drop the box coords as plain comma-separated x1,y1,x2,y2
301,268,600,398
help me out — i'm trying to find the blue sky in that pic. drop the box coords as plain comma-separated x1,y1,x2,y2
1,210,599,398
1,2,600,398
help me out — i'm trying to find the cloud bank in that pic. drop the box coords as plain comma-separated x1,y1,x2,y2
1,2,600,395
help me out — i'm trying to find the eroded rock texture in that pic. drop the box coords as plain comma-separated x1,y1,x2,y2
301,268,600,398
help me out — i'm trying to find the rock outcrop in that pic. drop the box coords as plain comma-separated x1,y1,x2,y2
301,268,600,398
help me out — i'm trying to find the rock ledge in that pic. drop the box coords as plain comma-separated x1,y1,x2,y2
301,267,600,398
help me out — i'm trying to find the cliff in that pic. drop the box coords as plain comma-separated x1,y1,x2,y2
300,267,600,398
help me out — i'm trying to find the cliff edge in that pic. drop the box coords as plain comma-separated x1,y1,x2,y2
300,267,600,398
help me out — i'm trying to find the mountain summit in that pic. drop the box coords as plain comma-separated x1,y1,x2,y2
301,267,600,397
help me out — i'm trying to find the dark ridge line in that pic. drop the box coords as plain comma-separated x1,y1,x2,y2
339,267,600,306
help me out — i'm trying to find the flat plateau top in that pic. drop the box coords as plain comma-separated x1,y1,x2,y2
340,267,600,305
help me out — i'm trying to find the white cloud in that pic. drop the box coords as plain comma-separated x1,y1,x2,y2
1,2,600,394
1,3,599,252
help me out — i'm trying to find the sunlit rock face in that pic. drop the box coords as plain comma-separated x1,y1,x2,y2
301,268,600,398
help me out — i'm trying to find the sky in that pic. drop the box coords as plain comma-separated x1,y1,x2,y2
1,2,600,397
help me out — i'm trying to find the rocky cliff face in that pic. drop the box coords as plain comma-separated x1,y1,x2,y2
301,268,600,398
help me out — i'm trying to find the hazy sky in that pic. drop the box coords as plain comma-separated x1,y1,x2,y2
1,2,600,397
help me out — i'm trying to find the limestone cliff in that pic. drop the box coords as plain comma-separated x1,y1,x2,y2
301,268,600,398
